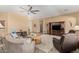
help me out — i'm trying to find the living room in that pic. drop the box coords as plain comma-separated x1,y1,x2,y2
0,5,79,53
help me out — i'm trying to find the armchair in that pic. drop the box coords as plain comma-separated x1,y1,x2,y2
53,35,79,53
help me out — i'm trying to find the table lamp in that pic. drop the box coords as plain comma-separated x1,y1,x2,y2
0,23,4,29
74,26,79,31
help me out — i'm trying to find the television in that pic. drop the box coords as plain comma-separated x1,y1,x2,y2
52,25,61,30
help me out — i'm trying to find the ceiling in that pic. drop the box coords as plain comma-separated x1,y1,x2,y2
0,5,79,19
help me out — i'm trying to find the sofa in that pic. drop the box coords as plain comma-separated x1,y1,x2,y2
5,34,35,53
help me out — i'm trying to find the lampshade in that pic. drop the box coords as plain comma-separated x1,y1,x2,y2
74,25,79,31
0,23,4,28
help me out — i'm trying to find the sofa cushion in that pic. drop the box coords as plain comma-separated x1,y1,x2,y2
40,34,53,46
26,38,32,44
10,32,18,39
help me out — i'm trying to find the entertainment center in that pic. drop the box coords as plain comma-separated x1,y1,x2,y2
48,21,65,36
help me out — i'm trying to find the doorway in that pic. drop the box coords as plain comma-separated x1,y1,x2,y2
40,20,43,33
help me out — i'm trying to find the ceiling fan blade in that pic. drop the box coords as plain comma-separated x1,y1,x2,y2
28,6,32,11
31,10,39,14
32,12,37,14
31,10,39,12
31,11,37,14
20,7,27,11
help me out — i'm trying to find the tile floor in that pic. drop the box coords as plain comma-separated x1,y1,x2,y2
0,47,79,53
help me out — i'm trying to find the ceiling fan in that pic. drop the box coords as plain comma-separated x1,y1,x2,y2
20,5,40,15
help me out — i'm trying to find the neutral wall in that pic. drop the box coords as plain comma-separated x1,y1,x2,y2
32,13,78,33
43,16,76,33
7,13,28,33
0,12,29,36
0,12,8,36
32,20,40,33
62,12,79,24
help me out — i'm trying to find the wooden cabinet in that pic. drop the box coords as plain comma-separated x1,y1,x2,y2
48,21,65,36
